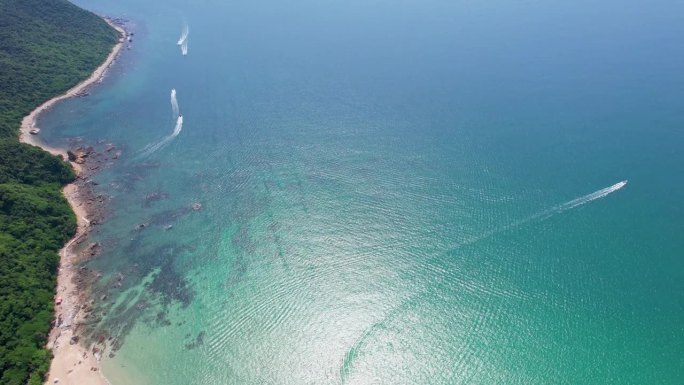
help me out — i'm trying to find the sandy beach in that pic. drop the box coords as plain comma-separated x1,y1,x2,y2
19,19,125,164
17,18,125,385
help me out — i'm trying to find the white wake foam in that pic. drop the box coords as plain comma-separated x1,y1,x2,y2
138,89,183,158
461,180,628,246
138,115,184,158
170,88,179,117
181,39,188,56
524,180,628,222
527,179,628,222
177,23,189,45
173,115,183,136
554,180,627,213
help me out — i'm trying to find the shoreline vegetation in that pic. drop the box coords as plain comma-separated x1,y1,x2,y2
0,1,125,384
19,21,125,163
20,19,126,385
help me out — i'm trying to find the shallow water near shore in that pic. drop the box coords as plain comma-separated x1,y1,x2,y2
40,0,684,383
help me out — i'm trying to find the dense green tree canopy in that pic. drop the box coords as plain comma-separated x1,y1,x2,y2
0,0,117,384
0,0,118,138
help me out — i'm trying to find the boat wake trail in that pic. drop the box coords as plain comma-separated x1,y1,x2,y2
340,180,626,382
463,180,628,246
178,23,189,56
177,23,189,46
136,89,184,159
531,180,628,221
170,88,179,117
138,116,184,158
181,39,188,56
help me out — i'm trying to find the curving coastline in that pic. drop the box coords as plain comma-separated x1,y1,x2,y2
18,18,126,385
20,19,125,163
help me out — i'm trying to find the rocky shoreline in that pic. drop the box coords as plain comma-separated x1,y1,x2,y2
22,15,204,384
43,135,124,385
16,15,130,385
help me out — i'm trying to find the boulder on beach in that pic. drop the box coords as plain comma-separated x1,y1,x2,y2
67,146,94,164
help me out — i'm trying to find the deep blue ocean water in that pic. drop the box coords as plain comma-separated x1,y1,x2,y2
39,0,684,383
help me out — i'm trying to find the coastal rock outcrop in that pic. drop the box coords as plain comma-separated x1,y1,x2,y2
67,146,94,164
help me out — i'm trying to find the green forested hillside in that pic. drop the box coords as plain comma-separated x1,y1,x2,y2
0,1,117,384
0,0,118,138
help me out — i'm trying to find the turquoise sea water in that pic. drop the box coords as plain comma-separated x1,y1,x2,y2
40,0,683,383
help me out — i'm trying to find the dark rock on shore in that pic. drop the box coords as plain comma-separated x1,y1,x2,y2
67,146,94,164
88,242,101,257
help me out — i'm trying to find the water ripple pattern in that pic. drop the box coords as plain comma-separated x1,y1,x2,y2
45,0,684,384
